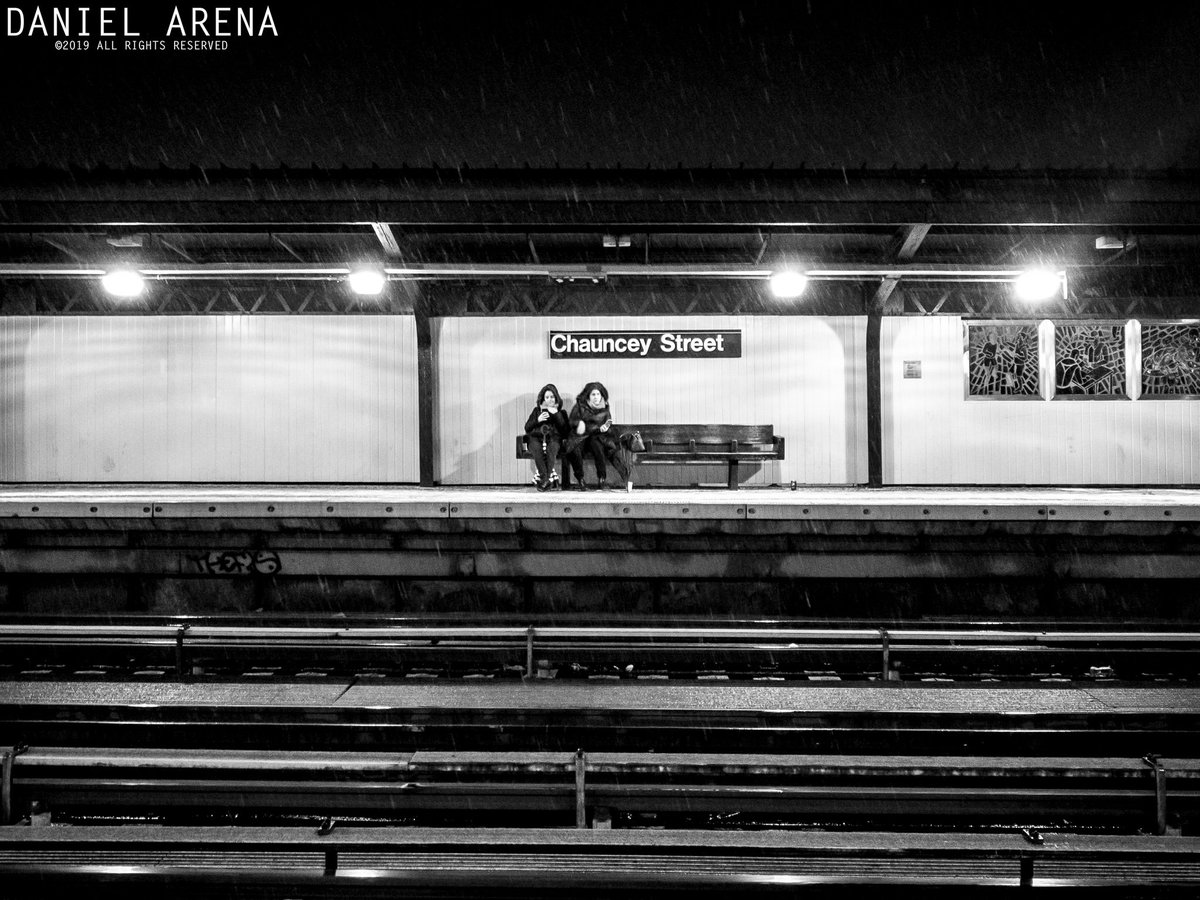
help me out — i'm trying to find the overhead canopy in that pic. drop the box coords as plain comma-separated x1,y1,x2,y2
0,166,1198,317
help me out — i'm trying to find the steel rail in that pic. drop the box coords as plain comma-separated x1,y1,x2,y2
7,748,1198,829
5,699,1199,763
2,623,1198,644
4,624,1198,681
2,827,1199,895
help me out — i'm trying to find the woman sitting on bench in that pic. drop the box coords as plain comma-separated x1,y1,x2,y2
565,381,630,491
524,383,570,491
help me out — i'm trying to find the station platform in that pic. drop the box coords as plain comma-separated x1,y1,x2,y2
1,483,1199,522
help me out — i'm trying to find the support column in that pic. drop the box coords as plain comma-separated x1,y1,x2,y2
866,225,930,489
866,301,884,488
414,297,435,487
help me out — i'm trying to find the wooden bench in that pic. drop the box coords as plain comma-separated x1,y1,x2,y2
516,424,784,490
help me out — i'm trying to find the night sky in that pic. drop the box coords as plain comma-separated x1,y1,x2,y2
1,0,1199,170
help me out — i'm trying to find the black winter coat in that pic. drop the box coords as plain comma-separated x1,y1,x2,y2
524,383,570,443
525,405,569,439
566,399,618,455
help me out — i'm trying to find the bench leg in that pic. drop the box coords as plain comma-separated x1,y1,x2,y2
561,460,572,487
728,459,739,489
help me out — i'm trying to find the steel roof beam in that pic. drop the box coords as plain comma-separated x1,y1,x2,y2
371,222,402,256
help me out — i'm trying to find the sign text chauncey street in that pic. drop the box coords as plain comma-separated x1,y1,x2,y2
550,331,741,359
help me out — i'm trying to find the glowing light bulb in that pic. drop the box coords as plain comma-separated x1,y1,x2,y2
101,270,144,298
1013,269,1061,302
768,271,808,299
348,269,386,296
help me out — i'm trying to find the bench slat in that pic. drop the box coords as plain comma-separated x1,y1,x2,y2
622,425,774,444
640,450,780,458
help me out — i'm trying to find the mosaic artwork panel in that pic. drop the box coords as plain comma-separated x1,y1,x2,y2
1054,324,1126,397
1140,323,1200,397
966,323,1040,397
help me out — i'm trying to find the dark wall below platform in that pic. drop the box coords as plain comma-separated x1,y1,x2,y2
3,515,1200,622
5,574,1200,623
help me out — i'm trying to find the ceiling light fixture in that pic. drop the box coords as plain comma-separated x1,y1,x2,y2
347,269,386,296
100,269,145,298
768,270,808,299
1013,269,1063,302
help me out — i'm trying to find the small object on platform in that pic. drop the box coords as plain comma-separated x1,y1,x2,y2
28,800,51,827
790,480,798,491
626,481,633,493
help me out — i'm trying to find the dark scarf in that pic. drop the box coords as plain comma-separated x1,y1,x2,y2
575,402,611,432
566,400,616,454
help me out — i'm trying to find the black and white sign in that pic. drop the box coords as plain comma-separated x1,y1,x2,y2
550,330,741,359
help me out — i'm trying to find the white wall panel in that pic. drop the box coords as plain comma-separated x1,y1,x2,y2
0,316,419,483
434,315,866,486
883,316,1200,484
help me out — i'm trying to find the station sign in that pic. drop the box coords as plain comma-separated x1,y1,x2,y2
549,330,742,359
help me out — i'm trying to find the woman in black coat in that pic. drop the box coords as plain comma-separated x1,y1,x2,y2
524,383,570,491
565,381,630,490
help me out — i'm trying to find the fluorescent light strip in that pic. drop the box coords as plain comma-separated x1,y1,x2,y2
141,267,351,277
0,263,1064,284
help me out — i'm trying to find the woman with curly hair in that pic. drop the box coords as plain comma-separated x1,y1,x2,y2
564,381,630,491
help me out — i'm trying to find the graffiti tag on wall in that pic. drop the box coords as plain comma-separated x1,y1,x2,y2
187,550,282,575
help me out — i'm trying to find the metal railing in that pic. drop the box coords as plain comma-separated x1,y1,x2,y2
4,746,1198,835
1,623,1198,679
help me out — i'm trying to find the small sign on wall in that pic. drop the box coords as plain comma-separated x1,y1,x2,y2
550,330,742,359
903,360,922,379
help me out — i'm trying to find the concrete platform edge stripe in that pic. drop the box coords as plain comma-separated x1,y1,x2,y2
148,502,453,518
0,503,154,518
447,502,747,519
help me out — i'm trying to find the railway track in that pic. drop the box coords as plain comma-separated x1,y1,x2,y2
2,621,1198,682
3,620,1197,891
3,747,1198,833
3,624,1198,894
2,826,1199,897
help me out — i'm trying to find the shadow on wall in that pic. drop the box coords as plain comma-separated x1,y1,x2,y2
439,392,533,485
